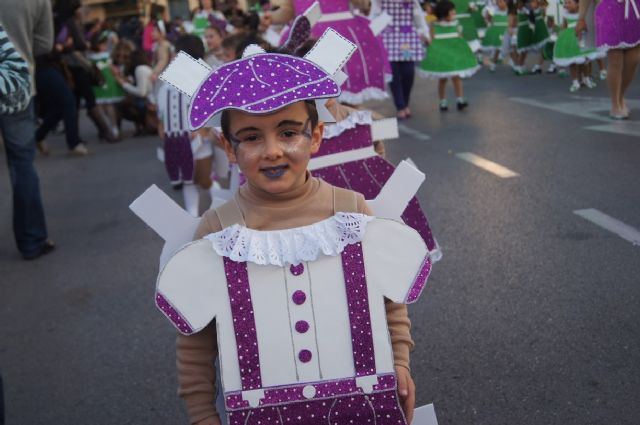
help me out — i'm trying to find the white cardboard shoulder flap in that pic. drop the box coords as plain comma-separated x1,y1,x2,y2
368,160,425,222
369,11,393,36
303,28,356,77
159,51,211,98
371,117,399,141
413,404,439,425
242,44,266,58
129,185,200,270
303,1,322,27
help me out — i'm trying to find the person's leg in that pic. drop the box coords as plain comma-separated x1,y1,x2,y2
438,78,448,110
194,157,213,190
401,61,415,114
0,100,50,257
620,45,640,112
388,61,407,116
453,77,464,98
49,68,83,150
438,78,447,100
606,49,625,115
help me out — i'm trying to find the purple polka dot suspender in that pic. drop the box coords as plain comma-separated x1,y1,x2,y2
341,242,377,377
223,257,263,391
222,243,377,392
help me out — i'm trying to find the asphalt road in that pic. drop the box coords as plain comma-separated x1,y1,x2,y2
1,66,639,425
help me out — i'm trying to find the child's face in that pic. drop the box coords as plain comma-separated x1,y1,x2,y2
447,9,456,21
222,102,324,195
497,0,507,10
564,0,578,12
205,28,222,50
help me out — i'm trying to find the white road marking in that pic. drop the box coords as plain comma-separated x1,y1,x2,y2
574,209,640,245
398,123,431,140
455,152,520,178
510,97,640,137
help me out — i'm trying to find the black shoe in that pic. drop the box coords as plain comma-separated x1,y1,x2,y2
439,100,449,111
23,240,56,261
457,100,469,111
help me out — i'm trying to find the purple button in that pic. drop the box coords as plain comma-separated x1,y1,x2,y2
292,290,306,305
298,349,312,363
295,320,310,333
290,263,304,276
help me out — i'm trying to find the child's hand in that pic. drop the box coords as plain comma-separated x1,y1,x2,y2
195,415,221,425
396,365,416,424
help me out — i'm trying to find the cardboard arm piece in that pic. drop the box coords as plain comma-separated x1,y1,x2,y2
129,185,200,270
367,160,425,221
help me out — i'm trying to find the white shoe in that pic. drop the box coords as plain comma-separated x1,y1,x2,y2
599,69,607,80
489,63,496,72
569,80,581,92
583,77,597,89
70,143,89,156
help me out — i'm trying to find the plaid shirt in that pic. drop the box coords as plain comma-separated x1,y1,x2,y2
0,23,30,115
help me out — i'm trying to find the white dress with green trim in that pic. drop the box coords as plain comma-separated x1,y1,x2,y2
419,21,480,78
553,13,606,66
88,51,124,104
481,10,509,52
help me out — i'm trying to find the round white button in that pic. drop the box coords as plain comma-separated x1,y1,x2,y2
302,385,316,399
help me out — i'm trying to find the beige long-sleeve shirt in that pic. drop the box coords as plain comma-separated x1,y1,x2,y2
176,176,414,424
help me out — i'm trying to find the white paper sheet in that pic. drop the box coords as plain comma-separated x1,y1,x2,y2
129,185,200,269
368,160,425,221
414,404,439,425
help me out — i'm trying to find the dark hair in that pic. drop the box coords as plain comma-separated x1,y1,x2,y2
125,49,150,76
220,100,319,143
435,0,456,20
175,34,205,59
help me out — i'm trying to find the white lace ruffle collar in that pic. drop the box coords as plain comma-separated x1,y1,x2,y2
205,212,374,266
323,110,373,139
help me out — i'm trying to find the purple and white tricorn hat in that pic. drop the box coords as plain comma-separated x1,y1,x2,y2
159,26,355,129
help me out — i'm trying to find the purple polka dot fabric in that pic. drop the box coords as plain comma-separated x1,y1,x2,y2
163,132,194,184
312,124,437,251
227,388,407,425
341,243,376,377
223,257,263,391
285,0,390,103
155,293,193,334
189,54,340,129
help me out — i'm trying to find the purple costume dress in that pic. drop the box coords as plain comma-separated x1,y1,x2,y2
157,84,194,185
156,209,432,425
310,112,438,254
595,0,640,49
379,0,425,62
289,0,392,104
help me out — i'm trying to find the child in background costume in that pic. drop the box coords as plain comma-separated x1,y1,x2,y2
481,0,510,71
267,0,392,104
451,0,482,51
157,35,214,216
420,0,480,111
553,0,603,91
373,0,429,119
158,30,433,425
88,31,124,142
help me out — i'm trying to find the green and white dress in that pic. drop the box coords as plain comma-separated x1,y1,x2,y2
471,0,488,37
88,52,124,104
553,13,606,66
451,0,481,51
419,21,481,78
516,8,535,52
481,10,509,52
531,7,550,47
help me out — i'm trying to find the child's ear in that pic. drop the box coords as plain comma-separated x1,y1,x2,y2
221,135,238,163
309,121,324,155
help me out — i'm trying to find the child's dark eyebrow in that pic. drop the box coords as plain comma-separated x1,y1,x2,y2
234,126,261,136
276,120,305,128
